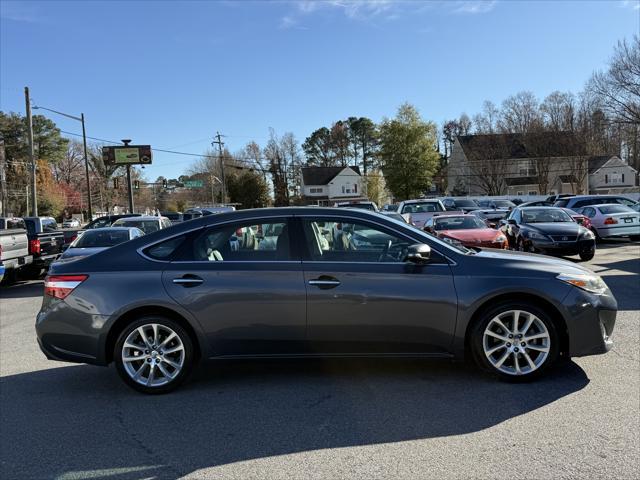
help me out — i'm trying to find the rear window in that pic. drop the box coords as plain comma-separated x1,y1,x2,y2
74,230,131,247
115,220,161,234
144,235,186,260
597,205,634,214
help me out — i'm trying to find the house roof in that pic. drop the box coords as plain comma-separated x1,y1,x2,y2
301,166,361,185
506,176,538,186
457,132,586,161
587,155,620,174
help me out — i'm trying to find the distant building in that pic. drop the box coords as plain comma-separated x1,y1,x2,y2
588,155,639,194
301,166,364,206
448,132,588,196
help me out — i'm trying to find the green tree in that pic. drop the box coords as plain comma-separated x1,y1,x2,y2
302,127,334,166
379,103,439,200
347,117,378,174
226,170,269,208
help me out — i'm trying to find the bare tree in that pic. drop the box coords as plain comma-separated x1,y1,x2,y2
587,36,640,125
473,100,500,134
499,91,543,133
541,91,576,131
53,140,84,185
567,155,589,194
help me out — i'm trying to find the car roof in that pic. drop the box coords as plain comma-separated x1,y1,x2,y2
402,199,440,203
115,215,167,221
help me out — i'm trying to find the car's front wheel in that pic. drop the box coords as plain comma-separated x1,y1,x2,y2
579,250,595,261
114,316,194,394
470,303,559,380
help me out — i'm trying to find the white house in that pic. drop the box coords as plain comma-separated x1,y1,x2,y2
588,155,639,194
301,166,365,206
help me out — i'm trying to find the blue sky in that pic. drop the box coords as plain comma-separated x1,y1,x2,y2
1,0,639,180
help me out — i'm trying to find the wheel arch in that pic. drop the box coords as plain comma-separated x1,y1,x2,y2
462,292,570,360
104,305,204,364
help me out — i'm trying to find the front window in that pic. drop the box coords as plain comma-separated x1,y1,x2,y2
401,202,444,214
73,229,131,248
302,218,410,262
522,209,573,223
434,216,487,231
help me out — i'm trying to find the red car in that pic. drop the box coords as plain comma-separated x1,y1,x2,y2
424,214,509,249
561,208,592,230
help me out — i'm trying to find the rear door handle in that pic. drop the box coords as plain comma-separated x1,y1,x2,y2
308,277,341,289
173,275,204,287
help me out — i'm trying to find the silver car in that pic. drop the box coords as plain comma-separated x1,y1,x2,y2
575,204,640,240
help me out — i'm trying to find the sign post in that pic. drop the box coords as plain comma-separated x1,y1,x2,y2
102,142,152,213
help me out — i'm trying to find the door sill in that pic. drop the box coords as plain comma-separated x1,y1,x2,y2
208,352,455,360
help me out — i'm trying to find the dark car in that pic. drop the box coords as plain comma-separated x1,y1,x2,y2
501,207,596,261
442,198,481,213
37,207,616,393
59,227,144,260
518,200,553,207
477,199,516,210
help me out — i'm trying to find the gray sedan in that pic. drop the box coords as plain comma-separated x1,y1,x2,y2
59,227,144,260
36,207,617,394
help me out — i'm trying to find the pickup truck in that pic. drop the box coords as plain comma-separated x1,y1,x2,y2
0,218,33,284
22,216,65,277
396,199,456,229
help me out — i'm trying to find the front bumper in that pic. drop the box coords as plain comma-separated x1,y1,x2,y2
561,286,617,357
530,238,595,256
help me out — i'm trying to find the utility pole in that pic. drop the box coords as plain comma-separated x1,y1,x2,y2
80,113,92,220
122,139,134,213
212,132,226,204
0,134,7,217
25,87,37,216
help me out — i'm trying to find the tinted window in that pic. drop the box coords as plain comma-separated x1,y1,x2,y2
114,219,160,234
554,199,570,208
43,219,58,232
5,218,26,229
454,199,479,208
522,209,573,223
88,217,111,229
144,235,186,260
434,216,486,230
597,205,634,214
74,230,131,247
302,218,411,263
511,209,522,223
188,220,290,262
401,202,443,214
583,208,596,218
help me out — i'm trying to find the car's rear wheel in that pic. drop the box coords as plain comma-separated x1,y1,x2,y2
114,316,194,394
470,303,559,381
579,250,595,261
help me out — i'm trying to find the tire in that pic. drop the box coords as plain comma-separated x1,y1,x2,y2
591,228,602,243
114,316,195,394
579,250,595,261
18,266,44,280
516,238,525,252
470,301,559,381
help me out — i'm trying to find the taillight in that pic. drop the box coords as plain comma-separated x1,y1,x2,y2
29,239,41,255
44,275,88,300
604,217,618,225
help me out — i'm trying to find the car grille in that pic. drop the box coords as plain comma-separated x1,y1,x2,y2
550,235,577,242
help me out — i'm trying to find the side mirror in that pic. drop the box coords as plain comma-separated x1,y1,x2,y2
508,219,517,225
404,243,431,264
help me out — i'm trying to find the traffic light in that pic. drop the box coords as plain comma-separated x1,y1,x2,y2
134,180,140,190
162,179,167,188
113,178,119,189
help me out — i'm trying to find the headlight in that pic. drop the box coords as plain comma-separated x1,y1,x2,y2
494,235,507,243
579,227,595,239
527,231,548,240
556,273,608,295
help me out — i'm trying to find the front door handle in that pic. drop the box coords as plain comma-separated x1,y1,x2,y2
308,277,341,289
173,275,204,287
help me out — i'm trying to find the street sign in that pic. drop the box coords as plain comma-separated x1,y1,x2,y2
102,145,152,165
184,180,204,188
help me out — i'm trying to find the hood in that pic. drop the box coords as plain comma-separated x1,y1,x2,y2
524,222,581,235
472,248,591,276
439,228,502,242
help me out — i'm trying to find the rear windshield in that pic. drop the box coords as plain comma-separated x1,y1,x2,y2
74,230,130,247
493,200,515,208
454,199,479,208
597,205,634,214
401,202,444,214
115,220,160,233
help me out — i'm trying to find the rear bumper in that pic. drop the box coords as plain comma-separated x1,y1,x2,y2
32,254,60,267
596,225,640,238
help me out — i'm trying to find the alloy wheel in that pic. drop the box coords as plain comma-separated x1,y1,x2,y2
121,323,185,387
482,310,550,376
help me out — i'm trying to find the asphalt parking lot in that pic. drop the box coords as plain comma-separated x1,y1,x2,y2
1,241,638,480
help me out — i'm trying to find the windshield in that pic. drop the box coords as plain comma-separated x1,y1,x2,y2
401,202,444,214
73,230,130,247
114,220,160,233
454,199,479,208
522,209,574,223
494,200,515,208
435,216,487,230
597,205,635,214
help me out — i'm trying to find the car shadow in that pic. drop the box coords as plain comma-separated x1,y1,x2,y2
0,358,589,479
0,280,43,299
